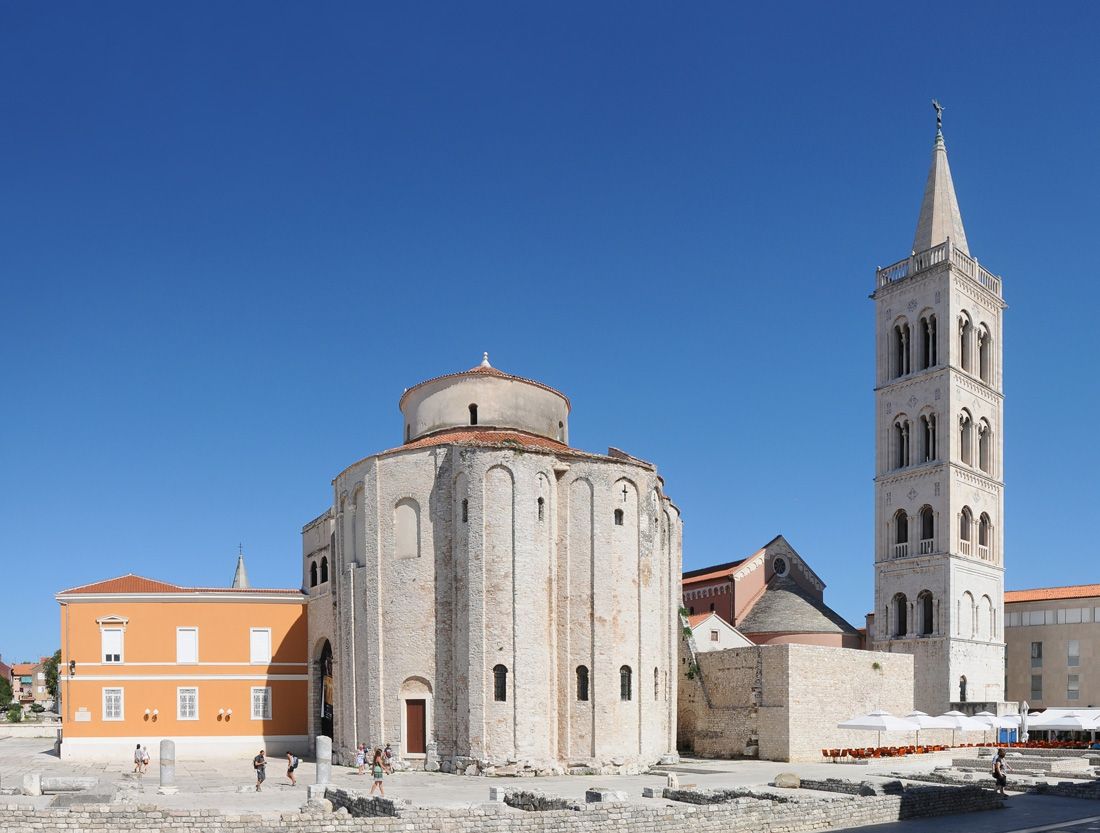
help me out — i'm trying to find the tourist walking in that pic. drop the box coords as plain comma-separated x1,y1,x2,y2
285,751,299,786
141,745,150,773
132,743,144,774
369,748,385,797
253,749,267,791
992,748,1010,796
355,743,366,775
383,743,394,774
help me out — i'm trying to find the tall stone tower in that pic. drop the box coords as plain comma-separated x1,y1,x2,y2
872,110,1007,714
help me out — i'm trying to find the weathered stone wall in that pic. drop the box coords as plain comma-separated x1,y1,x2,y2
679,642,915,762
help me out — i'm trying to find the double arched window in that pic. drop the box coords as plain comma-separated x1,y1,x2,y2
959,411,973,465
959,313,973,372
920,413,937,462
917,590,934,636
893,319,911,378
893,417,911,469
919,313,938,369
919,506,935,554
893,593,908,637
978,325,992,383
309,561,318,587
978,420,992,473
893,509,909,558
959,506,973,555
319,556,329,583
978,513,992,560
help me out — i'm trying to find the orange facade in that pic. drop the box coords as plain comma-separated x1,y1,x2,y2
56,574,308,759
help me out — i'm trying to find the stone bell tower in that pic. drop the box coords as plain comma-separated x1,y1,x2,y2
871,104,1007,714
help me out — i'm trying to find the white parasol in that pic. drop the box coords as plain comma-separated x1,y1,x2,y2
838,709,920,748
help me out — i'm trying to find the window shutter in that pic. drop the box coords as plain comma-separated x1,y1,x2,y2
177,629,198,663
102,629,123,663
250,629,271,664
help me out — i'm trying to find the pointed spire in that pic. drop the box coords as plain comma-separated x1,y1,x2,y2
480,351,491,368
912,101,969,256
232,546,250,589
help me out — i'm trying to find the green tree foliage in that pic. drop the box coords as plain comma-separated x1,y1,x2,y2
0,675,11,707
44,649,61,699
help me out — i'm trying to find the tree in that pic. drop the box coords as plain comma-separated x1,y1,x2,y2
44,649,61,700
0,675,11,708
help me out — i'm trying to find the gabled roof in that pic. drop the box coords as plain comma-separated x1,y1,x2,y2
1006,584,1100,604
57,573,303,597
681,535,787,585
737,575,859,636
912,128,969,256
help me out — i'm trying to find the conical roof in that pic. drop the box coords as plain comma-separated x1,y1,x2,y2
232,554,250,589
912,130,969,256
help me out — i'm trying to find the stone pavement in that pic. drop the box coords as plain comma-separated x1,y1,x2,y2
834,793,1100,833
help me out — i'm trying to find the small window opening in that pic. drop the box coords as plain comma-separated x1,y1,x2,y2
688,606,695,615
405,424,411,442
537,497,544,521
469,404,478,425
320,556,329,583
654,667,659,699
576,665,589,701
493,664,507,702
620,665,632,701
462,499,468,523
614,509,624,526
709,602,715,612
309,561,318,587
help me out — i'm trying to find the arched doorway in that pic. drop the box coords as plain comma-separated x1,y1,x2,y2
318,640,334,739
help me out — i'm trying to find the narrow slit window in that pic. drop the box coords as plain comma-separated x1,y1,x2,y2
537,497,544,521
620,665,632,701
614,509,624,526
493,664,507,702
469,404,478,425
576,665,589,701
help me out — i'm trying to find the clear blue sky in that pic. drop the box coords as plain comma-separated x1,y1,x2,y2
3,3,1097,663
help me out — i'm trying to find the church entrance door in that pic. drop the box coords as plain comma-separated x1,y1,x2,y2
405,699,426,754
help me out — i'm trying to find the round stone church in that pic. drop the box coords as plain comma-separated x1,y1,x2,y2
302,355,682,774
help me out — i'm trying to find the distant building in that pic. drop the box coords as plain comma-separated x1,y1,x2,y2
687,612,752,652
12,658,52,711
682,536,861,649
55,567,307,759
1005,584,1100,708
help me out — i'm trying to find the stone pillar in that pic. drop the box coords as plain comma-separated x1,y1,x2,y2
315,735,332,785
158,739,178,794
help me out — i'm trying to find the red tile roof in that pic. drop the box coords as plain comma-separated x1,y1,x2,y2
12,663,39,675
687,613,716,627
57,573,303,596
1005,584,1100,604
398,362,571,410
392,428,572,455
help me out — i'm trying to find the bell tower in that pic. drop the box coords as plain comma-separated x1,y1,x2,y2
871,104,1007,714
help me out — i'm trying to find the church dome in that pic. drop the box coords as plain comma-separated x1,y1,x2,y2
399,354,570,445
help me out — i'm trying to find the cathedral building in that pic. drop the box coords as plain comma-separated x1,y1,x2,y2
303,355,682,773
871,113,1007,713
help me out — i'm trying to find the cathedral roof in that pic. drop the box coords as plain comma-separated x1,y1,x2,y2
378,426,620,462
912,128,969,256
1006,584,1100,603
57,573,303,597
398,353,571,411
736,575,859,636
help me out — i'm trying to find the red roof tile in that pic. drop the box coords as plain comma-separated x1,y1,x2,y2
1005,584,1100,604
57,573,303,596
687,613,716,627
395,428,572,454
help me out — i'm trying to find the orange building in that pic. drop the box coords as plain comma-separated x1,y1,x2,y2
56,572,307,760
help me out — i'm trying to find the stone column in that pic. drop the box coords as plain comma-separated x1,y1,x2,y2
315,735,332,785
158,739,178,794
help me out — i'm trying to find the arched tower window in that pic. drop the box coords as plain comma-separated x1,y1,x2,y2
978,513,992,560
614,508,624,526
919,506,934,554
493,664,508,702
405,424,411,442
557,421,565,442
893,509,909,558
921,413,937,462
619,665,632,701
978,420,992,473
893,593,908,637
959,313,973,372
537,497,545,521
309,561,318,588
319,556,329,583
894,418,911,468
576,666,589,701
469,403,478,425
461,499,468,523
654,667,659,700
978,325,992,383
959,506,973,555
893,321,911,378
920,313,938,369
959,411,973,465
918,590,934,635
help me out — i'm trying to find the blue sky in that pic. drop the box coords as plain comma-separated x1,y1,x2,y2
2,2,1098,662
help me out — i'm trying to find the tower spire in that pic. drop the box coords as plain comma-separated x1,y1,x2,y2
912,100,969,257
232,547,250,589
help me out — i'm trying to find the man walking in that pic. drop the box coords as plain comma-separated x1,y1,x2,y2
253,749,267,791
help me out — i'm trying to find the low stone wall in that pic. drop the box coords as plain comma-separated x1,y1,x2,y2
798,778,902,796
1031,780,1100,800
952,756,1091,773
325,788,399,817
504,790,582,811
0,783,1004,833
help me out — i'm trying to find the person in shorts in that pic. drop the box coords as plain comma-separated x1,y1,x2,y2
355,743,366,775
369,748,385,797
992,748,1010,795
253,749,267,791
285,751,299,786
133,743,144,774
382,743,394,774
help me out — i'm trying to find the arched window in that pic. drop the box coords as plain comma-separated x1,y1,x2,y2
614,509,624,526
921,413,937,462
978,420,991,473
893,593,908,637
959,506,973,555
394,498,420,559
469,403,478,425
978,325,992,383
920,314,938,369
894,418,910,468
919,506,934,553
709,602,715,612
893,321,910,378
461,499,468,523
959,411,973,465
576,666,589,701
959,313,973,372
688,605,695,615
537,497,544,521
493,664,507,702
893,509,909,558
919,591,934,635
978,513,992,560
654,667,659,700
959,592,976,639
320,556,329,583
620,665,632,701
309,561,318,588
557,421,565,442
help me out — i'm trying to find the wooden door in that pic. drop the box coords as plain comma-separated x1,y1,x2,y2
405,699,426,754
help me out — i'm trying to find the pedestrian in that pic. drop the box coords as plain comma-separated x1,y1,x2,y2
382,743,394,774
992,748,1010,796
355,743,366,775
141,745,150,774
253,749,267,792
369,748,385,797
133,743,144,774
285,750,299,786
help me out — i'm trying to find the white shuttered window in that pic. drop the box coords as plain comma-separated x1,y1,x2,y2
102,629,123,663
249,628,271,664
176,628,198,664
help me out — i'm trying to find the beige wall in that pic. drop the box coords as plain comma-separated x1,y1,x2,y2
1006,598,1100,708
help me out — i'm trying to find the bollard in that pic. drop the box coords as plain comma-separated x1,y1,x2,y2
158,739,178,795
315,735,332,785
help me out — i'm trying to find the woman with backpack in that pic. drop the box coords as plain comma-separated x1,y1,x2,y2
285,751,299,786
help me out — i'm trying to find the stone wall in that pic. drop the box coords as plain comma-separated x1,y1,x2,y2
0,783,1002,833
679,642,915,762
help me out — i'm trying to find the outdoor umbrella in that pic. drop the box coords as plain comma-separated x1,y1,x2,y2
972,711,1016,744
904,711,952,747
1020,701,1029,743
837,709,920,748
937,710,988,747
1031,711,1100,733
